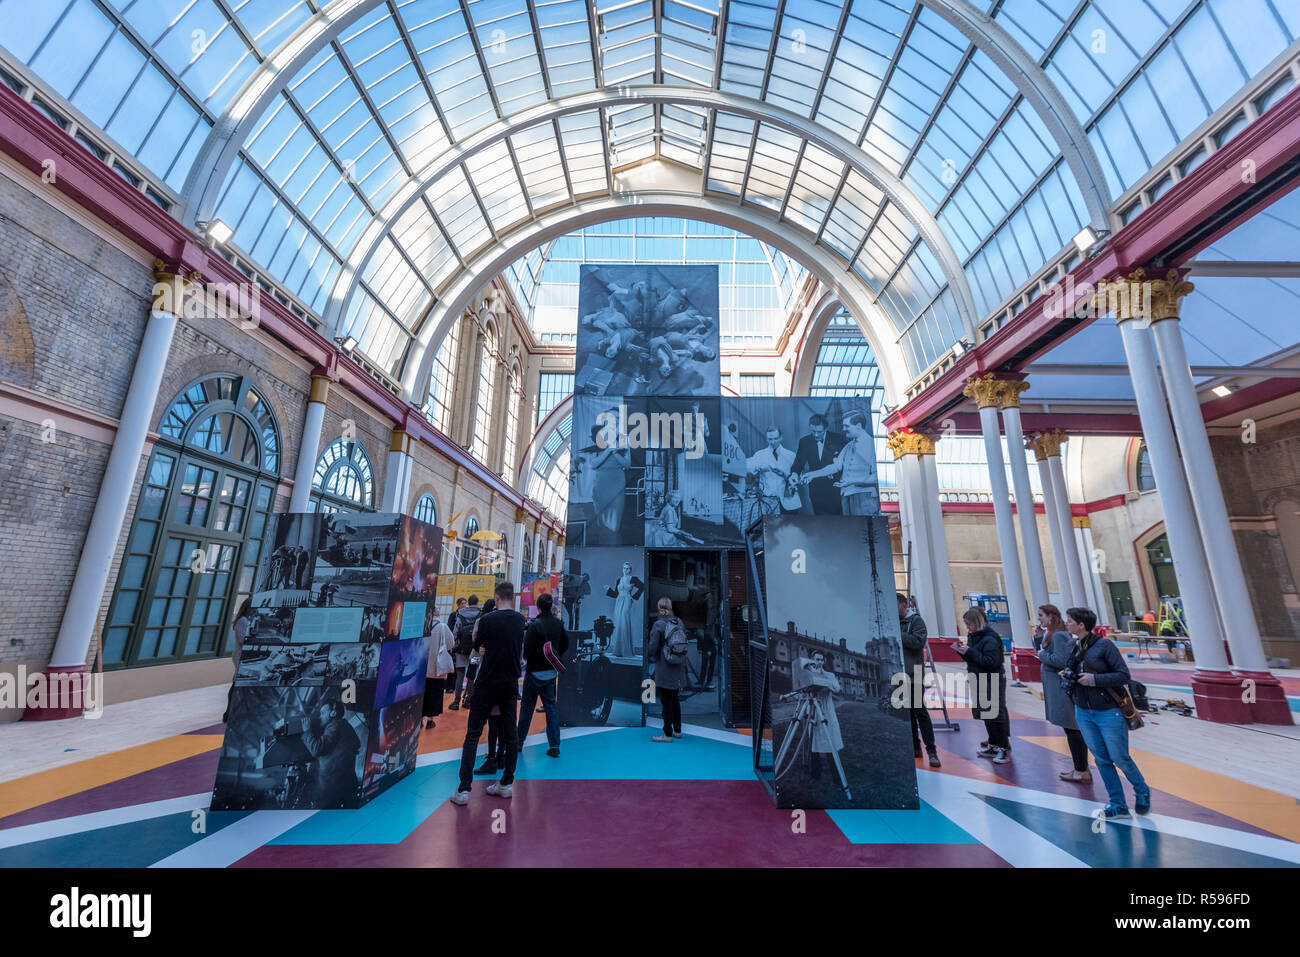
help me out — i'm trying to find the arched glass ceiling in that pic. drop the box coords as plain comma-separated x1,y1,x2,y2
2,0,1294,383
502,217,808,345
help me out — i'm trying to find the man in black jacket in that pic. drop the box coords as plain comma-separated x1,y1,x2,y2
517,593,569,757
791,414,846,515
451,582,526,804
898,593,940,767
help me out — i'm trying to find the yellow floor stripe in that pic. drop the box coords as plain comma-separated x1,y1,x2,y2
0,735,223,820
1021,735,1300,843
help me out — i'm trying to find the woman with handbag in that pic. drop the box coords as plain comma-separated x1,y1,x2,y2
423,614,457,729
1065,607,1151,819
1035,604,1091,784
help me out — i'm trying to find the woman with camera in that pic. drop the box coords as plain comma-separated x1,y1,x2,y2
952,607,1011,764
1035,604,1090,784
1064,607,1151,819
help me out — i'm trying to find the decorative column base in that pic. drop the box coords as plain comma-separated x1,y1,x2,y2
1011,647,1042,683
1232,670,1295,725
20,665,93,721
1189,670,1254,724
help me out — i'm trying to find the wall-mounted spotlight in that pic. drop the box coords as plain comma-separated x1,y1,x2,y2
336,335,358,354
1072,225,1110,254
198,219,233,245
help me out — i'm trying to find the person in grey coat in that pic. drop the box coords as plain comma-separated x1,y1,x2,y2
1035,604,1090,783
647,596,687,742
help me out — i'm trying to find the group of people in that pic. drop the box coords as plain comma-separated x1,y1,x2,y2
901,596,1151,819
738,411,879,517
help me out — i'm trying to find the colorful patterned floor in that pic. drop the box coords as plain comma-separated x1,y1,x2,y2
1,703,1298,868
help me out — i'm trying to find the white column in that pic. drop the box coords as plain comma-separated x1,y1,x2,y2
288,373,329,512
1033,450,1073,606
899,452,938,631
920,450,958,636
1150,317,1270,674
1046,452,1088,607
1117,318,1232,672
381,431,414,513
509,514,526,589
1073,521,1102,615
1079,522,1111,626
975,403,1033,649
51,292,180,667
545,535,556,575
1000,403,1050,610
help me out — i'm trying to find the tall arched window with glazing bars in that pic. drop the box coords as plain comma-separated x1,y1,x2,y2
471,323,498,463
103,374,280,669
310,438,375,514
502,361,523,483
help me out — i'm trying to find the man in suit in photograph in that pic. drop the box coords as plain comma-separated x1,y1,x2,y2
792,414,847,514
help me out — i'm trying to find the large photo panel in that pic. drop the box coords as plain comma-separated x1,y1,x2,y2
568,395,645,548
574,264,720,396
557,546,647,727
641,396,736,547
760,514,917,810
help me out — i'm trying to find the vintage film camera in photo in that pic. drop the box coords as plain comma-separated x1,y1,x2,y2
213,512,443,811
746,514,918,811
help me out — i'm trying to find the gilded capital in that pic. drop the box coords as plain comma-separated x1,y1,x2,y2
150,258,201,315
1093,267,1193,324
962,373,1002,409
556,534,565,547
1148,268,1194,322
1029,429,1068,459
309,374,331,404
1072,515,1090,529
514,507,528,524
389,429,413,455
996,379,1030,409
886,428,936,458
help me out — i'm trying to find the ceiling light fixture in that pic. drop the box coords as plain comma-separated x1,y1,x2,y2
336,335,358,354
1211,384,1234,398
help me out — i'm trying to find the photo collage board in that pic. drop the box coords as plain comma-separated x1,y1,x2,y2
211,511,443,811
563,264,886,734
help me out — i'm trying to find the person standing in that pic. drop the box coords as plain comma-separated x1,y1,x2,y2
448,595,480,711
1035,604,1090,783
798,410,879,515
803,651,844,780
451,582,526,805
1065,606,1150,819
423,613,455,730
447,596,467,632
606,561,644,656
791,414,846,515
647,597,687,742
745,427,801,513
898,592,940,768
302,697,362,809
518,593,569,758
953,607,1011,764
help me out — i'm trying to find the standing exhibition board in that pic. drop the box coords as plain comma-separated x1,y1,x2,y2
211,512,442,811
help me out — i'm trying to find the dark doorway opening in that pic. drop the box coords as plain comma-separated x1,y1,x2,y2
646,550,724,724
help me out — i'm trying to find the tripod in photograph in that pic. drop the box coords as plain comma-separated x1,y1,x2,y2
772,688,851,801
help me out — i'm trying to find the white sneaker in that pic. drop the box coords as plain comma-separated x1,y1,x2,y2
449,789,470,806
486,781,513,798
652,734,673,742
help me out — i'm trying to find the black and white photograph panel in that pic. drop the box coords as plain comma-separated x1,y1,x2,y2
211,685,369,811
247,513,322,642
568,395,645,548
234,643,329,687
721,398,802,533
361,694,422,801
556,546,648,728
311,512,400,608
789,398,880,517
642,397,733,547
574,264,720,396
326,642,380,684
758,514,916,810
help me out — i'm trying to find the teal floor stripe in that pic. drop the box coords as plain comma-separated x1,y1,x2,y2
270,765,460,846
0,811,248,868
827,803,977,845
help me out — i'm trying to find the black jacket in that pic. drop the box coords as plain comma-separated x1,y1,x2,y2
899,612,928,674
960,626,1004,675
1067,632,1130,711
523,613,569,674
473,609,526,687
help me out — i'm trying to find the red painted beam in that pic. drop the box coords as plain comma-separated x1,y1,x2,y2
931,411,1144,436
886,83,1300,432
1199,375,1300,423
0,84,563,533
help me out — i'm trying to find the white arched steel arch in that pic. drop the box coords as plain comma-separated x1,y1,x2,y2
321,84,981,342
180,0,1111,233
399,190,911,406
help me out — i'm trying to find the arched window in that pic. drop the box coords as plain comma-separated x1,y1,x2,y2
522,533,533,575
422,320,461,434
1135,442,1156,492
459,516,481,573
413,493,438,525
501,362,522,483
103,374,280,668
310,438,375,513
471,323,498,463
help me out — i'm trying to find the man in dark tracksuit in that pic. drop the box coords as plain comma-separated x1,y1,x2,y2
898,593,940,767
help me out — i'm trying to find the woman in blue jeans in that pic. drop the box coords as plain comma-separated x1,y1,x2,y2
1065,607,1151,819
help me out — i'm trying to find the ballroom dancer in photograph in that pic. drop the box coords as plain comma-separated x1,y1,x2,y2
791,414,847,515
746,427,802,513
798,410,878,515
606,561,645,657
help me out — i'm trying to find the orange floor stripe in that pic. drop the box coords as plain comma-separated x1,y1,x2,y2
0,735,224,820
1021,735,1300,843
